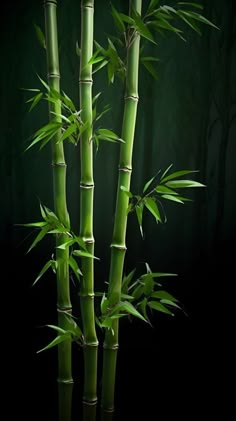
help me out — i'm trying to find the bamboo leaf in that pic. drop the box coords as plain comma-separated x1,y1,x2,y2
120,185,133,198
88,55,105,65
161,169,198,183
132,283,144,300
73,250,99,260
111,4,125,33
75,40,81,57
33,259,55,286
155,185,178,195
37,74,50,91
160,299,181,309
144,197,162,223
45,324,67,335
151,290,178,301
27,225,50,253
147,0,160,15
69,255,82,281
176,11,202,35
141,60,159,79
34,23,46,49
161,194,184,204
112,301,147,322
178,2,203,10
37,333,71,353
122,268,136,293
93,59,109,74
144,276,155,296
148,300,174,315
141,272,177,279
160,164,173,180
166,180,206,188
59,124,77,143
143,176,155,193
136,203,144,237
138,297,149,321
118,13,135,26
28,92,43,112
21,221,47,228
177,8,219,30
132,9,156,44
101,293,109,314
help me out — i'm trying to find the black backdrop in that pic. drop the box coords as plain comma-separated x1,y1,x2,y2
1,0,234,419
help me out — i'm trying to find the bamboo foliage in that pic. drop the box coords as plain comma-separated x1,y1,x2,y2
22,0,218,418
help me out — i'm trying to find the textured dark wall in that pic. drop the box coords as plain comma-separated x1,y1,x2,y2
1,1,234,419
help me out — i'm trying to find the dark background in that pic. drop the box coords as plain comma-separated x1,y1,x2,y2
1,0,234,419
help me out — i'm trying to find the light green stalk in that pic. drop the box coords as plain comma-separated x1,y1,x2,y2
44,0,73,403
101,0,142,412
79,0,98,406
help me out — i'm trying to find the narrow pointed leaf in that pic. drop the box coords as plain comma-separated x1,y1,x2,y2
122,268,136,293
59,124,77,143
27,225,49,253
160,299,181,309
155,185,178,195
135,204,144,237
111,4,125,33
161,194,184,204
68,255,82,281
45,324,67,335
34,24,46,49
160,164,173,180
166,180,206,188
72,249,99,260
151,290,178,301
144,197,162,222
143,176,155,193
178,2,203,10
37,333,71,353
33,259,54,286
148,300,174,315
161,169,198,183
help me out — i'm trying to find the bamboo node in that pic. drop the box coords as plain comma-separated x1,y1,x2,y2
57,378,74,384
103,343,119,350
79,79,93,84
57,306,72,313
52,162,67,167
110,244,127,251
80,183,94,189
83,341,99,348
79,292,95,298
124,95,139,102
48,73,60,78
119,166,132,172
44,1,57,6
82,398,98,406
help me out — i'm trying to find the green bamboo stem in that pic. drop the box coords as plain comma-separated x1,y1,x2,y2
79,0,98,406
44,0,73,389
101,0,142,412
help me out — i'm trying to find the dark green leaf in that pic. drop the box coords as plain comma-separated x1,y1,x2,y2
155,185,178,195
161,194,184,204
120,185,133,198
142,60,159,79
161,169,198,183
28,92,43,112
166,180,206,188
33,259,54,286
132,9,156,44
59,124,77,143
27,225,49,253
151,290,178,301
148,300,174,315
178,2,203,10
101,293,109,314
37,333,71,353
135,203,144,237
37,74,50,91
144,276,154,296
160,164,173,180
132,283,144,300
144,197,162,222
119,13,135,25
68,255,82,281
139,297,149,321
73,250,99,260
34,24,46,49
45,324,67,335
147,0,160,15
160,298,181,309
122,268,136,293
111,4,125,33
21,221,47,228
111,300,147,322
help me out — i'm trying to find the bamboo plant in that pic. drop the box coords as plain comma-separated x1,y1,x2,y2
79,0,98,407
22,0,218,418
44,0,73,387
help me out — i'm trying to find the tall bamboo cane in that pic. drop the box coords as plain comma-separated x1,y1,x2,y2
44,0,73,406
101,0,142,412
79,0,98,406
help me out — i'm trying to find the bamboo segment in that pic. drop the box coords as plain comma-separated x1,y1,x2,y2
79,0,98,405
44,0,73,389
102,0,142,412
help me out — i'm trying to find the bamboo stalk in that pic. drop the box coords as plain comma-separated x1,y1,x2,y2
79,0,98,406
101,0,142,412
44,0,73,391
